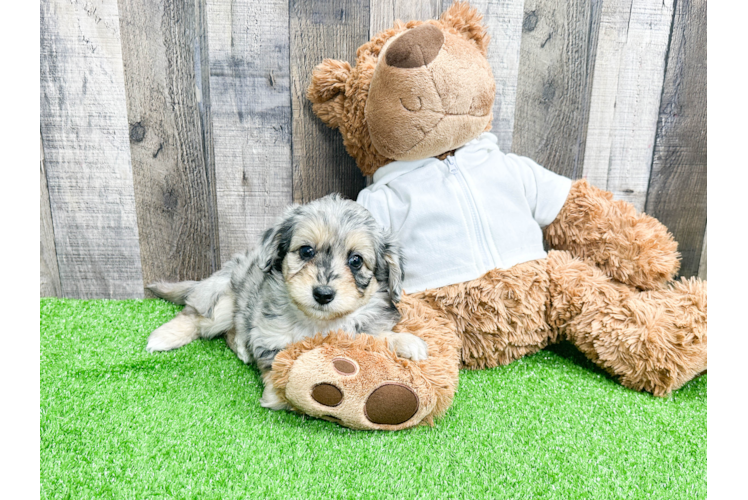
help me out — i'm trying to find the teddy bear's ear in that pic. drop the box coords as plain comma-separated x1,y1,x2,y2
306,59,352,129
439,1,490,56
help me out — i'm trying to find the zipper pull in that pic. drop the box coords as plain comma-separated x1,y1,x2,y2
444,155,457,174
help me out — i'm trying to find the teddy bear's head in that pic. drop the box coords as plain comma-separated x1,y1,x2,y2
306,1,495,176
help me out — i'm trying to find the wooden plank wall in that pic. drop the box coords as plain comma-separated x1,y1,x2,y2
512,0,601,179
40,0,707,298
582,0,675,211
290,0,370,204
117,0,220,291
644,0,707,278
372,1,442,35
207,0,293,263
40,135,61,298
41,0,145,299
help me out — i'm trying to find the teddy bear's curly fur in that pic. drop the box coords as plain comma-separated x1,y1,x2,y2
269,1,706,431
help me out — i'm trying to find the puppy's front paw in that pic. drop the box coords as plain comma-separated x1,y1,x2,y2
386,332,429,361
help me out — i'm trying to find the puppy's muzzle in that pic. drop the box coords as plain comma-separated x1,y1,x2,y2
313,286,336,305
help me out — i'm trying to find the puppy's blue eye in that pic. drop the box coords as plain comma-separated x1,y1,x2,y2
348,254,363,270
299,246,315,260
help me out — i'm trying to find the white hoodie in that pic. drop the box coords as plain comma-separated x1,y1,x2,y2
357,132,572,294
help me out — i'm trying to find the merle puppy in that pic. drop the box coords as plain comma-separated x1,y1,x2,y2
146,194,428,409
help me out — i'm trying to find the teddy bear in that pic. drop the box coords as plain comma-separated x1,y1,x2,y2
268,1,707,431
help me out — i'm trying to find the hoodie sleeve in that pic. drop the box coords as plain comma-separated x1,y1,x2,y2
356,187,392,231
508,154,573,228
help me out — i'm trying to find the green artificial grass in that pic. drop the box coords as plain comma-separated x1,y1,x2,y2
41,298,706,499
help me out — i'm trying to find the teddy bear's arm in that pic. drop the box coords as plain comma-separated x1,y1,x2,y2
543,179,680,290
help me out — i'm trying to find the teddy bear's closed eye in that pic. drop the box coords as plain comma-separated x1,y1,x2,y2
400,96,423,112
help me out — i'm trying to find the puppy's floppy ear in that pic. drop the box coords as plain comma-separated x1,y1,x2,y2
377,229,405,303
439,1,490,56
258,210,296,273
306,59,351,129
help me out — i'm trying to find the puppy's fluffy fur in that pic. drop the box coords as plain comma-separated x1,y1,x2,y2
146,194,428,409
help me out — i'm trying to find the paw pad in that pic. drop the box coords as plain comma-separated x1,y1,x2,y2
287,347,433,430
311,383,343,407
364,383,419,425
332,358,357,375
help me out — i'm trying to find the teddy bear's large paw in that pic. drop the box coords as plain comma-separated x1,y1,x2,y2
271,333,439,430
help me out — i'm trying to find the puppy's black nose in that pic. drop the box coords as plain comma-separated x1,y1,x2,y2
313,286,336,305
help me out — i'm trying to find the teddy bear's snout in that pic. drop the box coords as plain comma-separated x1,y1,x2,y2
385,24,444,69
365,23,496,160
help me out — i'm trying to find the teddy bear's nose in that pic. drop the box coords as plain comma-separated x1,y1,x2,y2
385,24,444,69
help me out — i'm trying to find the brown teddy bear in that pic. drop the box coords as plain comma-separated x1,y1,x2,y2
269,1,707,431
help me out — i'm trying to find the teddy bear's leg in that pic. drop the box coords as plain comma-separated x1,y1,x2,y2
546,250,707,396
413,260,560,370
269,295,462,430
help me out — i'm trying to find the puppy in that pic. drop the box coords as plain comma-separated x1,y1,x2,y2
146,194,428,410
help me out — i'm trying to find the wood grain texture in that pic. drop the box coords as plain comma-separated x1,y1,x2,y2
465,0,525,153
206,0,293,263
40,0,144,299
40,135,61,298
118,0,220,289
644,0,707,278
702,171,720,305
37,0,709,296
698,226,706,280
370,0,441,36
706,43,722,165
291,0,369,204
582,0,674,211
195,0,220,262
512,0,601,178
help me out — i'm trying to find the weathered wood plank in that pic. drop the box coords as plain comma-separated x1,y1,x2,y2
644,0,707,278
40,135,61,298
291,0,369,203
117,0,220,289
706,41,722,165
370,0,441,36
582,0,674,211
698,226,706,280
195,0,219,262
464,0,525,153
40,0,144,299
206,0,293,263
704,169,721,305
512,0,601,178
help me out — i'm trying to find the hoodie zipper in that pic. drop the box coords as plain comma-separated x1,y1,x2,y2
444,155,493,270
